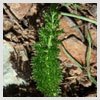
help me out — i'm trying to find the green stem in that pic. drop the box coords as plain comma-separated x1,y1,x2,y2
86,31,97,86
48,35,52,48
61,12,97,25
61,43,83,69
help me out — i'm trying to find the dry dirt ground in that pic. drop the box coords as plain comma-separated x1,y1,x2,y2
3,3,97,97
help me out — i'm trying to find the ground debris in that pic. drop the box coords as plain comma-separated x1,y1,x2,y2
3,3,97,97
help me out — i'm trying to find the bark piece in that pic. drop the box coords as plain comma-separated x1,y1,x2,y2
3,18,13,31
8,3,32,20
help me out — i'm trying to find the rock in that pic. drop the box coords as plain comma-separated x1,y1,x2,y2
10,43,31,80
7,3,32,20
3,41,28,87
59,37,97,65
59,16,84,42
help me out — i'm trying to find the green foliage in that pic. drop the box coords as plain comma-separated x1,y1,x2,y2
61,3,97,25
86,30,97,86
61,12,97,25
31,4,63,97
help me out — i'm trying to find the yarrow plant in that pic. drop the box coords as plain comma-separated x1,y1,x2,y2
31,3,97,97
31,4,63,97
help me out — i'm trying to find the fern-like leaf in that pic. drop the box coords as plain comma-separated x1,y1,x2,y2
32,4,63,97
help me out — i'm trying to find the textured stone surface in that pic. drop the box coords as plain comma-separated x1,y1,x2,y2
8,3,32,20
3,41,28,87
59,16,84,42
59,37,97,65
